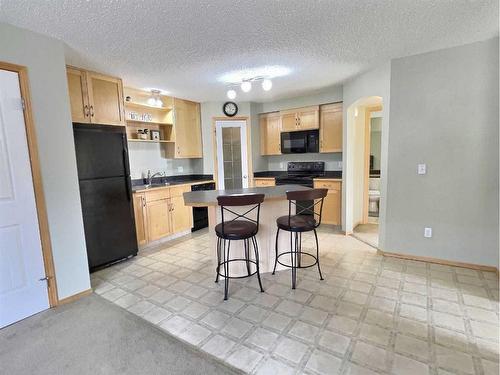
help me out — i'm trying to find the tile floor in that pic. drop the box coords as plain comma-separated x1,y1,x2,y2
92,228,499,375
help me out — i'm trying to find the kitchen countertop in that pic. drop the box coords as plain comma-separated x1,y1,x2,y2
132,179,214,193
183,184,310,207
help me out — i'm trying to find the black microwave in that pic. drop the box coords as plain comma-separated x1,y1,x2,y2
281,130,319,154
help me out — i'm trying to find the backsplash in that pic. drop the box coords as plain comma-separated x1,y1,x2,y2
265,152,342,172
127,141,203,179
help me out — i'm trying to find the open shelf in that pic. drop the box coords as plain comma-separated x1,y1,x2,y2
127,139,174,144
126,119,173,126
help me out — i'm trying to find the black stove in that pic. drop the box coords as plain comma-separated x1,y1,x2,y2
275,161,325,188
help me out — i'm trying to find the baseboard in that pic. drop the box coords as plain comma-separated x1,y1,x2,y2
57,288,92,305
378,250,498,273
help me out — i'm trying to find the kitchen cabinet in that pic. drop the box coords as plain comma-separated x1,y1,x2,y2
66,66,125,125
169,186,193,233
314,179,342,225
133,193,148,246
279,106,319,132
320,103,343,153
132,182,204,246
173,98,202,158
67,67,90,123
259,112,281,155
254,177,276,187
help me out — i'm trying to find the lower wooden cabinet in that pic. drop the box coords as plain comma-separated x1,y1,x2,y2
254,177,276,187
314,179,342,225
132,184,194,246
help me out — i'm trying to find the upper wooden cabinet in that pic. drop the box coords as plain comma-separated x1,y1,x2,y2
67,68,90,123
320,103,343,153
66,67,125,126
279,105,319,132
259,112,281,155
173,98,202,158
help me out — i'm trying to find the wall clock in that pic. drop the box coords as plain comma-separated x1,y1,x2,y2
223,102,238,117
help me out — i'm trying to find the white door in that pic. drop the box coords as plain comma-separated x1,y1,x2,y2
215,120,249,189
0,69,49,328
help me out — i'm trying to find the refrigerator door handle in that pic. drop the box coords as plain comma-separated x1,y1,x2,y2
122,135,130,177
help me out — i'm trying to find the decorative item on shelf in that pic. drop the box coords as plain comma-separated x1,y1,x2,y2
125,96,131,102
137,129,149,140
129,111,139,120
147,89,163,108
150,130,160,141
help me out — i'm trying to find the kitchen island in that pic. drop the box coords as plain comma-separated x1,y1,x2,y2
183,185,310,277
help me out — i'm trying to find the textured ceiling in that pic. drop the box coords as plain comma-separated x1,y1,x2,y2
0,0,498,102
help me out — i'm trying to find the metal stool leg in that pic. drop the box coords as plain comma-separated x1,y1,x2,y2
272,228,280,275
313,229,324,281
290,231,296,289
215,237,222,283
251,236,264,292
244,238,251,276
224,239,231,300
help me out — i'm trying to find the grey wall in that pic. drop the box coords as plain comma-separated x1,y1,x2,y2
386,38,499,267
370,117,382,170
0,23,90,299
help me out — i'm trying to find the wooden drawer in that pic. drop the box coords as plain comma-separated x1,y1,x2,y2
144,188,170,203
169,185,190,197
254,178,276,187
314,180,341,190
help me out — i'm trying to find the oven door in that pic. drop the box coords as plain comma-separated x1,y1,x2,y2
281,131,308,154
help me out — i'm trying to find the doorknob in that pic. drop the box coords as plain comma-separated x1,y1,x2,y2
243,175,247,179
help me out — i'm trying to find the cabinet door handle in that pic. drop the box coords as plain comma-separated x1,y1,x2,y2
142,197,146,207
90,105,94,117
84,105,89,117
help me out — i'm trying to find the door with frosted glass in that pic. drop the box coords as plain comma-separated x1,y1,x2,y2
215,120,249,189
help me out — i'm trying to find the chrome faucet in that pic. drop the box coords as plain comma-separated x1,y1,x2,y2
146,170,163,186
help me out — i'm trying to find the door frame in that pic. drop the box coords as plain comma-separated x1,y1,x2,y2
363,105,383,224
0,61,58,307
211,116,253,189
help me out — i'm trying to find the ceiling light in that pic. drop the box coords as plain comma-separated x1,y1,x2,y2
227,89,236,100
241,81,252,93
218,65,291,84
147,89,163,107
262,79,272,91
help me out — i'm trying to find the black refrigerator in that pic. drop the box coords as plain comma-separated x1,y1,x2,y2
73,123,138,271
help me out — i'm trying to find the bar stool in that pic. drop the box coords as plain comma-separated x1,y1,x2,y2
272,188,328,289
215,193,265,300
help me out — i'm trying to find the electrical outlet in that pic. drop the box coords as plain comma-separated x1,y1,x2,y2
280,162,285,170
417,164,426,175
424,227,432,238
177,166,184,173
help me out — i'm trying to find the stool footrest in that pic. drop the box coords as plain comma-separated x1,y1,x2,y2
275,251,318,269
216,258,259,279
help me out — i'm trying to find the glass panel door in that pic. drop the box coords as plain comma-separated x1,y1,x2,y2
216,120,248,189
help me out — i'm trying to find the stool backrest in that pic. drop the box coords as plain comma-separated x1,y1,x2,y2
285,188,328,227
217,194,265,235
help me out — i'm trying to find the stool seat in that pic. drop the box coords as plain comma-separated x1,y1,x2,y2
276,215,316,232
215,220,257,240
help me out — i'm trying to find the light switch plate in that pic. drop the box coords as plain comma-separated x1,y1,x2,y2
424,227,432,238
280,162,285,170
417,164,426,175
177,166,184,173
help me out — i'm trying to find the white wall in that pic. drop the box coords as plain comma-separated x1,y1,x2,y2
0,23,90,299
386,38,499,267
342,63,391,236
128,142,203,179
